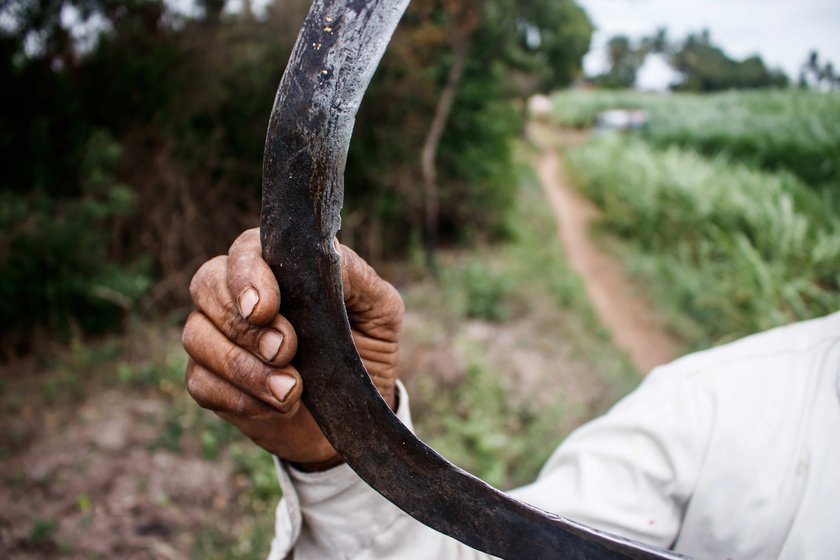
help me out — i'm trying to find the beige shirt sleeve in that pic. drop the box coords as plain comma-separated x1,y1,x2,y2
266,312,840,560
267,367,715,559
267,380,496,560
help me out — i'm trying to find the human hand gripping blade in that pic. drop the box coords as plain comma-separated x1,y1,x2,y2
260,1,689,558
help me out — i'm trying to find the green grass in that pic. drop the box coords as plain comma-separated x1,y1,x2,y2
433,152,610,329
412,349,569,489
29,519,58,543
548,89,667,129
405,147,640,490
565,135,840,345
550,89,840,187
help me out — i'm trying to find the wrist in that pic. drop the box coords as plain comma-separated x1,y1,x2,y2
292,454,345,472
386,385,399,412
289,385,399,472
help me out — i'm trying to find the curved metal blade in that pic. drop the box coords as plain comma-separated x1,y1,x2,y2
260,1,688,558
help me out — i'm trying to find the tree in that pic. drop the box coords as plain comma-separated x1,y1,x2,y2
0,0,594,345
593,28,789,91
419,1,479,274
513,0,594,92
670,29,787,91
640,27,669,55
596,35,644,88
799,50,840,91
345,0,593,268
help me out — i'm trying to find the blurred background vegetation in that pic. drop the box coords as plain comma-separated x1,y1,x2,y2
1,0,839,557
0,0,594,353
555,89,840,345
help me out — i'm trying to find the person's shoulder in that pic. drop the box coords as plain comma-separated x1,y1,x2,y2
649,311,840,390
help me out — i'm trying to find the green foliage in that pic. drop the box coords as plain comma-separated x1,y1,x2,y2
156,415,185,453
439,94,521,243
508,0,594,92
433,155,604,328
29,519,57,544
444,259,518,322
549,89,665,128
405,153,640,490
595,35,645,89
343,0,593,257
440,361,550,486
550,89,840,187
642,90,840,187
436,158,601,325
192,523,275,560
566,136,840,344
592,28,788,91
413,350,564,489
670,30,788,92
0,130,151,349
229,445,278,505
2,0,595,327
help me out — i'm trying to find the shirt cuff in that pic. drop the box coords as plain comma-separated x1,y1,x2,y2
268,379,414,559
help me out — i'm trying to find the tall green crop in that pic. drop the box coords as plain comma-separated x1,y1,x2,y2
644,90,840,187
551,90,840,188
566,136,840,345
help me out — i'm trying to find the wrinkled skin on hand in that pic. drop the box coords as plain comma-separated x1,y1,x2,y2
182,228,404,471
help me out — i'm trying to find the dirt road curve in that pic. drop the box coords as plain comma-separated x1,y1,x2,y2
528,123,683,374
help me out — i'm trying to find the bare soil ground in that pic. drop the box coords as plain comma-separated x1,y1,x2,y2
2,390,226,560
0,330,274,560
3,383,202,557
528,123,683,373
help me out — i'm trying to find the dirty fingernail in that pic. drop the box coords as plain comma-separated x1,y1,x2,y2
259,330,284,362
268,375,296,403
238,287,259,319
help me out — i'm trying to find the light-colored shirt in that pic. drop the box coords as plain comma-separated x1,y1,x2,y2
268,311,840,559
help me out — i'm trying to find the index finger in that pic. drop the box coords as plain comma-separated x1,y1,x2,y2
228,228,280,326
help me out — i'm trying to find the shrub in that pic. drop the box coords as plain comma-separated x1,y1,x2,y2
0,131,150,353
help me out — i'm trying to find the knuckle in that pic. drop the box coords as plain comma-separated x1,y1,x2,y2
230,227,261,255
189,255,227,303
181,312,202,354
242,227,260,244
385,286,405,320
185,370,210,408
220,298,258,345
221,346,252,385
233,391,251,416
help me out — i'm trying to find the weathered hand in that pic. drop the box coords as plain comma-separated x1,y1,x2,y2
182,228,403,470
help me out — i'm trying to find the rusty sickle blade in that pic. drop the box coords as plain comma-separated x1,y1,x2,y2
260,1,688,558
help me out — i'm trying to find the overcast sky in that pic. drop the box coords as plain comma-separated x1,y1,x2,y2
576,0,840,80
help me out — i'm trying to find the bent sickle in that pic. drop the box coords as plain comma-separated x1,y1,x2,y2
261,1,687,558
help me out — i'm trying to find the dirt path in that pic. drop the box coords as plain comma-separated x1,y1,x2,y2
528,123,683,374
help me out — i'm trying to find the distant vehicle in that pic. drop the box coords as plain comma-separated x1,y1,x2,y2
595,109,648,134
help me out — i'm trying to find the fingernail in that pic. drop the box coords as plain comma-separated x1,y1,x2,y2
268,375,296,403
259,330,284,362
238,287,259,319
